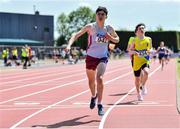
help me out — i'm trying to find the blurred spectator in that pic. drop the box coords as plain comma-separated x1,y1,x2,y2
60,48,66,64
2,48,11,66
27,46,32,66
79,49,86,60
53,49,59,63
71,48,79,64
21,46,28,69
12,47,20,66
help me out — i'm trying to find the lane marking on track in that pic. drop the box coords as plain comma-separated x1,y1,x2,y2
14,102,40,105
73,102,89,105
0,69,84,85
0,63,87,79
0,72,85,93
0,66,130,104
9,71,133,129
0,78,86,105
0,66,129,93
98,66,161,129
0,60,123,80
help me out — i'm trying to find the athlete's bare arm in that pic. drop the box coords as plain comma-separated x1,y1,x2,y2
146,38,152,55
129,41,138,55
67,24,91,50
105,26,119,43
156,47,160,54
126,44,131,52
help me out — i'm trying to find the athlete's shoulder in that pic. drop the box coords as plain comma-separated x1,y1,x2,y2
85,23,94,28
87,22,95,26
128,37,135,45
129,36,135,40
84,22,95,33
106,24,115,30
145,36,152,41
144,36,152,44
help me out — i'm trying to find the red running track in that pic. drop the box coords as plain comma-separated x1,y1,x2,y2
0,59,179,129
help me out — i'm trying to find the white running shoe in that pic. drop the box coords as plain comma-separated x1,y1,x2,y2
137,93,144,101
141,86,148,95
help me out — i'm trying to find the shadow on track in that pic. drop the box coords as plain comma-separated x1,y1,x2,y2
32,115,100,128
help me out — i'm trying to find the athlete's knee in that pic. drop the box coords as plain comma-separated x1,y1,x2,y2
97,62,106,77
135,77,141,85
96,76,103,84
143,67,149,76
143,71,148,77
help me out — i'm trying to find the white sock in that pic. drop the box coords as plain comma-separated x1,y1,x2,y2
98,102,102,105
92,95,96,98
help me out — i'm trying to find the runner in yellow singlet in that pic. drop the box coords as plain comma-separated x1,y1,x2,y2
127,34,144,90
130,23,152,101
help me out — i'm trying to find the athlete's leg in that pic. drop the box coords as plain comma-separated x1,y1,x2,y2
96,62,107,116
159,58,161,64
161,58,165,70
140,65,150,95
134,69,143,101
140,70,144,85
139,70,144,90
159,57,164,70
134,69,141,94
135,76,141,94
96,62,107,104
141,66,149,86
165,56,168,64
86,69,96,97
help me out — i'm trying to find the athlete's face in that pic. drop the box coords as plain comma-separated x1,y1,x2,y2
96,11,107,23
137,25,145,36
160,42,164,47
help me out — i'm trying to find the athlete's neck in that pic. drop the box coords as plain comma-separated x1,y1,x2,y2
137,35,145,40
96,21,105,28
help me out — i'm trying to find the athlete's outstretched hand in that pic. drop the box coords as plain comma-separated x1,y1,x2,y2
129,50,139,56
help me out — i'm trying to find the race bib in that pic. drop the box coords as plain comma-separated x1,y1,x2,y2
95,33,108,44
138,50,147,57
136,49,150,60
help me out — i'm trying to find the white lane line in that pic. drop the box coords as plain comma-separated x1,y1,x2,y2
0,78,86,105
98,66,161,129
0,69,84,85
14,102,40,105
9,71,133,129
0,72,85,93
0,66,130,104
0,65,126,91
0,61,122,80
0,67,70,80
0,63,86,80
73,102,89,105
1,64,126,85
